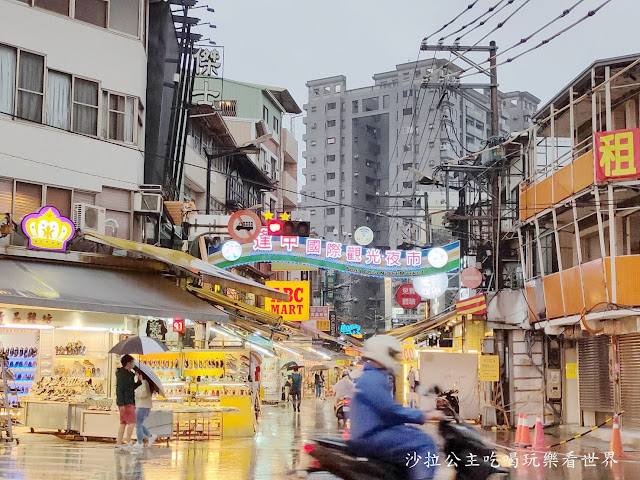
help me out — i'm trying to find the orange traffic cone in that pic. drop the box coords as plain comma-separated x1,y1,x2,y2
514,413,523,445
519,414,532,447
532,414,546,450
609,414,623,458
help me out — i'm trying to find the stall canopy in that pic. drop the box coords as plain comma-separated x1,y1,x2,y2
388,310,458,341
0,258,228,322
84,233,288,301
187,285,283,326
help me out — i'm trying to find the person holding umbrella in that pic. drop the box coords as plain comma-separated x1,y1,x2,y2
115,354,140,451
130,368,159,451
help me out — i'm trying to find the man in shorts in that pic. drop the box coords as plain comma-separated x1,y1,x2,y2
115,354,141,451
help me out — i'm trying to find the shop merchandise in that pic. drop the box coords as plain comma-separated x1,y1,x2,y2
0,347,38,358
28,376,105,402
146,320,168,341
55,342,87,356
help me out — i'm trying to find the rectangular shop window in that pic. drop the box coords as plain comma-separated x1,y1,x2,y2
335,85,342,93
109,0,140,37
340,172,345,181
273,116,279,133
75,0,107,27
403,107,412,116
46,70,72,130
383,95,390,109
327,155,336,162
327,119,336,128
311,140,317,146
313,88,319,96
340,207,345,215
352,100,358,114
311,106,317,112
403,163,412,170
326,207,336,215
72,78,99,136
403,181,412,188
310,209,316,215
102,90,135,142
263,106,269,122
0,45,16,117
341,190,345,199
327,137,335,145
340,154,345,163
323,86,331,94
326,190,335,197
34,0,69,16
475,120,484,131
403,90,412,98
326,102,336,110
327,172,335,180
17,51,45,123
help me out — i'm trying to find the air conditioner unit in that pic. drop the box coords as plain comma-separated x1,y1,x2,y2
311,158,316,163
134,192,163,214
138,184,164,195
72,203,106,234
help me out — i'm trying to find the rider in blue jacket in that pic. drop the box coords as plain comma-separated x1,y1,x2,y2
348,335,441,480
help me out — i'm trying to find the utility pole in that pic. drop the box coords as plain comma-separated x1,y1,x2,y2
489,40,501,291
424,191,431,245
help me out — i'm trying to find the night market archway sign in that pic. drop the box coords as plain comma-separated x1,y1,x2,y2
208,228,459,278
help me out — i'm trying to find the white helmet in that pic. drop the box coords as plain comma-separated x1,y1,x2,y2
362,335,402,375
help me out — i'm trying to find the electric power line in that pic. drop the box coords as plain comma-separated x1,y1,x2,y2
423,0,483,43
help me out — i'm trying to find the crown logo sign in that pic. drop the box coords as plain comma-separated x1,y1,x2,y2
21,206,76,252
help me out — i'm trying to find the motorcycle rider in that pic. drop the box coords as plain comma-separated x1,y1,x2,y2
349,335,442,480
333,370,355,408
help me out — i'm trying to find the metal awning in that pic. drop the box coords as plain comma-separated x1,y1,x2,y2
388,310,458,341
0,259,228,322
84,233,288,301
187,285,283,326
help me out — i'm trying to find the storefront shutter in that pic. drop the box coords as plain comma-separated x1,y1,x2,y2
578,336,613,412
45,186,72,218
0,178,12,214
73,190,96,205
619,334,640,428
14,181,42,221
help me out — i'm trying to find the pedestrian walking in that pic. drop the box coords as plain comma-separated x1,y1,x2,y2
290,367,302,412
130,368,158,452
315,372,325,399
115,354,141,451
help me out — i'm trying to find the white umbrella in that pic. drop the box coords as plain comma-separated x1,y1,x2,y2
134,361,166,398
109,336,168,355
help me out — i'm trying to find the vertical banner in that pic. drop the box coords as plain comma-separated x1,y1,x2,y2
329,311,338,337
594,128,640,182
326,271,336,302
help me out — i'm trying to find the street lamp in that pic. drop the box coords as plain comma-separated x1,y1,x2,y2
203,134,271,214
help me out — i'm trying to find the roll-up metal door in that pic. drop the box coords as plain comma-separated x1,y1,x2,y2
0,178,12,213
14,182,42,221
619,334,640,428
578,336,613,412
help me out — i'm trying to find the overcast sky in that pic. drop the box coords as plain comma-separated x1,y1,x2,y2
199,0,640,179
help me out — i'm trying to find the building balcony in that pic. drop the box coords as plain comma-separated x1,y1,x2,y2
282,170,297,208
519,149,595,222
526,255,640,322
282,128,298,164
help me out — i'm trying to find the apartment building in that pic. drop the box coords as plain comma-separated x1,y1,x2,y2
301,58,538,325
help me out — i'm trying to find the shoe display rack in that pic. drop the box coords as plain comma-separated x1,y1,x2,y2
141,349,252,404
0,353,17,443
0,331,39,406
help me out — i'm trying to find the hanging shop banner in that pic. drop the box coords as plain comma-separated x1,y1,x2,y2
595,128,640,182
401,337,417,363
478,355,499,381
326,271,336,302
209,229,459,278
310,306,330,331
396,284,422,310
456,294,487,315
264,281,310,321
21,206,75,252
329,311,338,337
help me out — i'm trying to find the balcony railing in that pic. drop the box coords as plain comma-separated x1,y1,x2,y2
526,255,640,321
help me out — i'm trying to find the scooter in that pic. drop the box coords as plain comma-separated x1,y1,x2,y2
304,393,509,480
334,397,350,424
436,388,460,418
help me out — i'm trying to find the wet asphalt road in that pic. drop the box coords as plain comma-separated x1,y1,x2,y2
0,398,638,479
